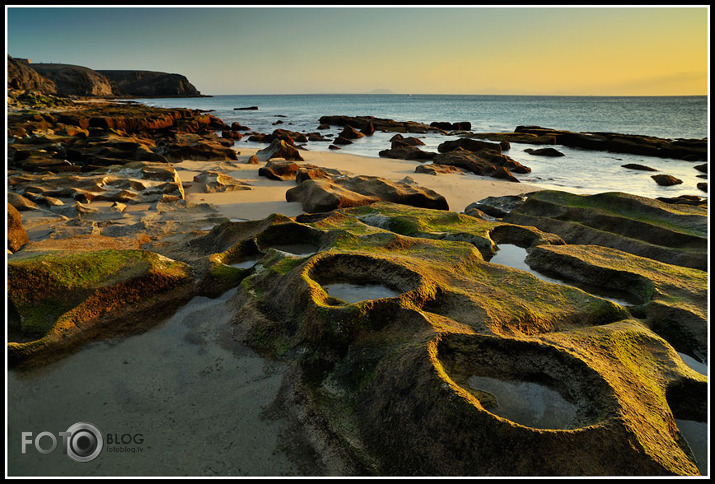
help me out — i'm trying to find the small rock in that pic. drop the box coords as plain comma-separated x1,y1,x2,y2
622,163,658,172
651,174,683,186
525,147,565,157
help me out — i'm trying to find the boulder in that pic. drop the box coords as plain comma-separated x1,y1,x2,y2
651,174,683,186
286,178,381,213
622,163,658,172
255,139,304,162
339,125,365,140
433,147,530,180
333,135,353,146
7,204,29,253
524,147,565,157
231,122,251,131
415,164,465,176
258,160,302,181
193,171,252,192
379,145,436,161
360,122,375,136
437,138,503,154
390,134,426,148
286,175,449,213
295,166,345,184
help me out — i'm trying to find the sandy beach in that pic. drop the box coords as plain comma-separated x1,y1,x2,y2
175,148,539,221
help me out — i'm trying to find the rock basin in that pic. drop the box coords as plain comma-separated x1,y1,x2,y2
267,243,318,257
488,243,635,307
322,283,401,304
466,374,579,430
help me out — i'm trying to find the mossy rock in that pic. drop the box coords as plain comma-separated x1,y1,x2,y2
201,200,705,475
525,244,708,359
504,190,707,270
7,249,193,366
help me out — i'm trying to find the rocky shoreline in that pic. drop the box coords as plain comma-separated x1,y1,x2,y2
6,91,709,476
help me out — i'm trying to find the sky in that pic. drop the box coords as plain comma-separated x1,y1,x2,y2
5,5,710,96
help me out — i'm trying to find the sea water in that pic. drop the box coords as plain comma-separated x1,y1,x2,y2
133,94,708,199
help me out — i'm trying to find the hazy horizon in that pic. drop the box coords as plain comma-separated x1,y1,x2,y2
6,6,709,97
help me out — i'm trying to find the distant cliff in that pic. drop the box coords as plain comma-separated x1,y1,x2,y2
97,70,203,98
7,56,58,94
7,56,204,98
30,63,114,97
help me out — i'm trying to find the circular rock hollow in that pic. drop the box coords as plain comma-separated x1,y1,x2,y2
221,238,264,269
308,253,422,305
438,334,615,430
256,222,322,257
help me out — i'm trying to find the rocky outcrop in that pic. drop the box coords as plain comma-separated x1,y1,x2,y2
379,145,436,161
162,133,238,162
8,104,238,172
7,56,57,94
7,249,194,365
188,201,705,476
433,147,530,182
286,175,449,213
97,70,202,97
319,115,445,134
473,126,707,162
193,171,252,192
502,190,707,270
9,160,186,208
430,121,471,131
415,164,465,176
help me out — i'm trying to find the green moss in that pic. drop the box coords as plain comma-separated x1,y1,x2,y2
8,249,191,341
531,190,706,238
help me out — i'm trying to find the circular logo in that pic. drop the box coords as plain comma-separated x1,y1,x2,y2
65,422,103,463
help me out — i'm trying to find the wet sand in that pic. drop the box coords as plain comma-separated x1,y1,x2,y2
7,289,308,477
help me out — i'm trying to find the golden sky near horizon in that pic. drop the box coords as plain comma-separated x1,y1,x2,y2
6,6,709,95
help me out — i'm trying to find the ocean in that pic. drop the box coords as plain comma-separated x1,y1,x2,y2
134,94,709,199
